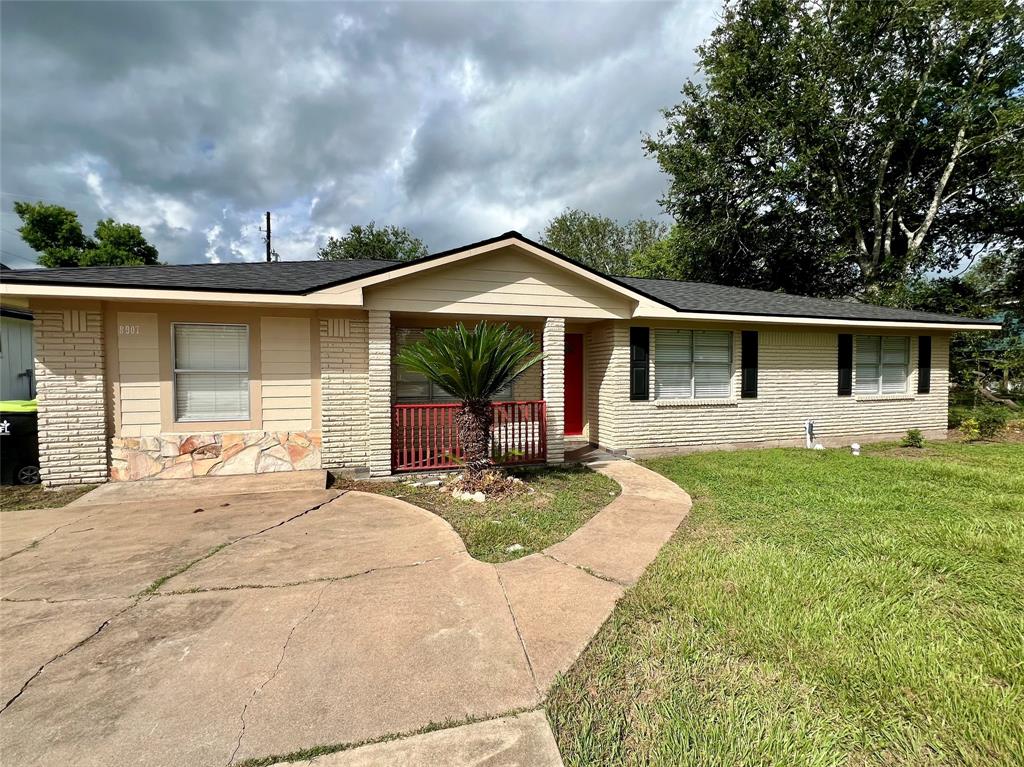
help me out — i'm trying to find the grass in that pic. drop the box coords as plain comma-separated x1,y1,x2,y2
546,441,1024,767
0,483,96,511
334,464,620,562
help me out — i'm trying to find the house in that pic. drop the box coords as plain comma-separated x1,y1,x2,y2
0,306,35,400
0,231,998,488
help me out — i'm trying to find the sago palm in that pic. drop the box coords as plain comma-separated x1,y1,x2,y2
394,322,544,473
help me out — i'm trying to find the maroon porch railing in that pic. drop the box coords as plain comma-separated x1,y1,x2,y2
391,401,547,472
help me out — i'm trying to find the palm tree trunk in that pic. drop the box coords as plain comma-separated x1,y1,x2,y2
456,399,492,473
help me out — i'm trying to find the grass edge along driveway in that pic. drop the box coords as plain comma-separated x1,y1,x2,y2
547,441,1024,767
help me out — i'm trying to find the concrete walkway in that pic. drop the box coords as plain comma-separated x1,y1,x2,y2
0,460,690,766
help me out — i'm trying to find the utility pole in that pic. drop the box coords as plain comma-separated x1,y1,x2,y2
264,211,272,262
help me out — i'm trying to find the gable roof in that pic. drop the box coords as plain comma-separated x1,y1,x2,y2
0,230,999,327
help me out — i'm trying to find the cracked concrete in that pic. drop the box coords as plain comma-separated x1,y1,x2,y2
0,459,691,766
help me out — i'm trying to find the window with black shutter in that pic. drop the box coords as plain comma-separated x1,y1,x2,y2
837,333,853,396
741,330,758,399
629,327,649,401
918,336,932,394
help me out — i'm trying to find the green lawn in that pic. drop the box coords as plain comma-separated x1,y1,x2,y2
335,464,620,562
547,441,1024,767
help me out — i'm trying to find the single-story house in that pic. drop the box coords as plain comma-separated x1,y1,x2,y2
0,231,999,487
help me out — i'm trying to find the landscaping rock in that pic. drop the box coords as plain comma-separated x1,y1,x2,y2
506,544,525,554
472,492,486,503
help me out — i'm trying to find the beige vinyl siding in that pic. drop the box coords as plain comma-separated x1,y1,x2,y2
364,247,634,319
594,322,948,453
115,312,161,436
260,316,313,431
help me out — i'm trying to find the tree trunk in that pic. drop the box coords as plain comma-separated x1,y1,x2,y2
456,399,492,473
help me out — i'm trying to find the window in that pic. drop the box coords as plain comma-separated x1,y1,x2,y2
855,335,909,395
654,329,732,399
393,328,512,403
173,323,249,422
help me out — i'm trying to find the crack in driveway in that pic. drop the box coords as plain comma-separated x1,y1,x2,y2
227,580,330,765
0,507,106,563
0,493,347,717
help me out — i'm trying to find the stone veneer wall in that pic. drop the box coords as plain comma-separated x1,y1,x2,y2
32,305,109,487
110,431,321,481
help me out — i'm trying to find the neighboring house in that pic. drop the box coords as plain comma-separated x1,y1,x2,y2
0,307,35,400
0,231,999,488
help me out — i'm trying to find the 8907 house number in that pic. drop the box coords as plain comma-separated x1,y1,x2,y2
118,325,142,335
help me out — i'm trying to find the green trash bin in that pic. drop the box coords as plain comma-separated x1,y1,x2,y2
0,400,40,485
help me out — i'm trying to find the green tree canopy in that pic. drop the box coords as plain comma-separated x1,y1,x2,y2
645,0,1024,298
13,201,160,267
540,208,668,275
317,222,428,262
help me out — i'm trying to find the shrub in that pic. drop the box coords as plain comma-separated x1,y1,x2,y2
975,405,1009,438
900,429,925,448
960,418,981,441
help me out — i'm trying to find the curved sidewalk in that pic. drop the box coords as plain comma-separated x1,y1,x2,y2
0,459,691,767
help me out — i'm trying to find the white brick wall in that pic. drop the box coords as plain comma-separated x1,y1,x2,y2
320,313,369,470
542,317,566,463
366,309,392,476
32,307,108,486
589,320,950,454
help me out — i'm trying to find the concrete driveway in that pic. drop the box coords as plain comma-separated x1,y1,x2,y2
0,464,691,766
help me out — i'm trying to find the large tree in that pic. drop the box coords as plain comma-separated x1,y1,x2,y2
541,208,668,275
14,201,159,267
317,222,428,262
645,0,1024,297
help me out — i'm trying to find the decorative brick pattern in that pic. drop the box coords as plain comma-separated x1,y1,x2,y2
320,313,369,471
110,431,321,480
32,306,108,487
367,309,392,476
542,317,566,463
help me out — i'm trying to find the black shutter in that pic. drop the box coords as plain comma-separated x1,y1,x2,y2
837,333,853,396
918,336,932,394
629,327,649,401
741,330,758,398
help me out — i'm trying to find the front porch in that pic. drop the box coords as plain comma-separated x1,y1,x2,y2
376,312,582,475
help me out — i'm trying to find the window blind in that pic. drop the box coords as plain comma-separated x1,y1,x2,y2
654,329,731,399
173,324,249,421
854,335,908,395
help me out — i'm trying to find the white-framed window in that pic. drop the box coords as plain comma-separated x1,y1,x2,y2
393,328,513,403
855,335,909,394
654,329,732,399
173,323,250,422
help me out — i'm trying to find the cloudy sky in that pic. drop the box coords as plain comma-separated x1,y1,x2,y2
0,1,718,267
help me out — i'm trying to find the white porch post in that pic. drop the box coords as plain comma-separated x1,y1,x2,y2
542,317,565,464
32,303,109,487
367,309,392,476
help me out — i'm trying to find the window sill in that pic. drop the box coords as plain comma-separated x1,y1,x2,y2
854,394,915,402
653,398,738,408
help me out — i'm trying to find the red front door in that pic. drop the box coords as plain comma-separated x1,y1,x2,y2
564,333,584,436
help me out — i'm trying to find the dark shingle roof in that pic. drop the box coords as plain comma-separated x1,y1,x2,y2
615,276,996,325
0,258,397,294
1,231,997,325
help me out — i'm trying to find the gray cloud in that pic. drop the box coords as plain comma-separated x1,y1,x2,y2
1,1,717,266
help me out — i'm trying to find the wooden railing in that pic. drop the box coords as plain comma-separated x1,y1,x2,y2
391,401,547,472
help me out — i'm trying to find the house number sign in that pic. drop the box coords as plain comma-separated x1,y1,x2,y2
119,324,142,335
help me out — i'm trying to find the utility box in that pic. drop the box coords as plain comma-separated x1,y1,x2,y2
0,400,40,485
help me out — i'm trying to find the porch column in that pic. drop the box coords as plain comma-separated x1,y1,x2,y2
367,309,392,476
32,303,109,487
543,317,566,464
